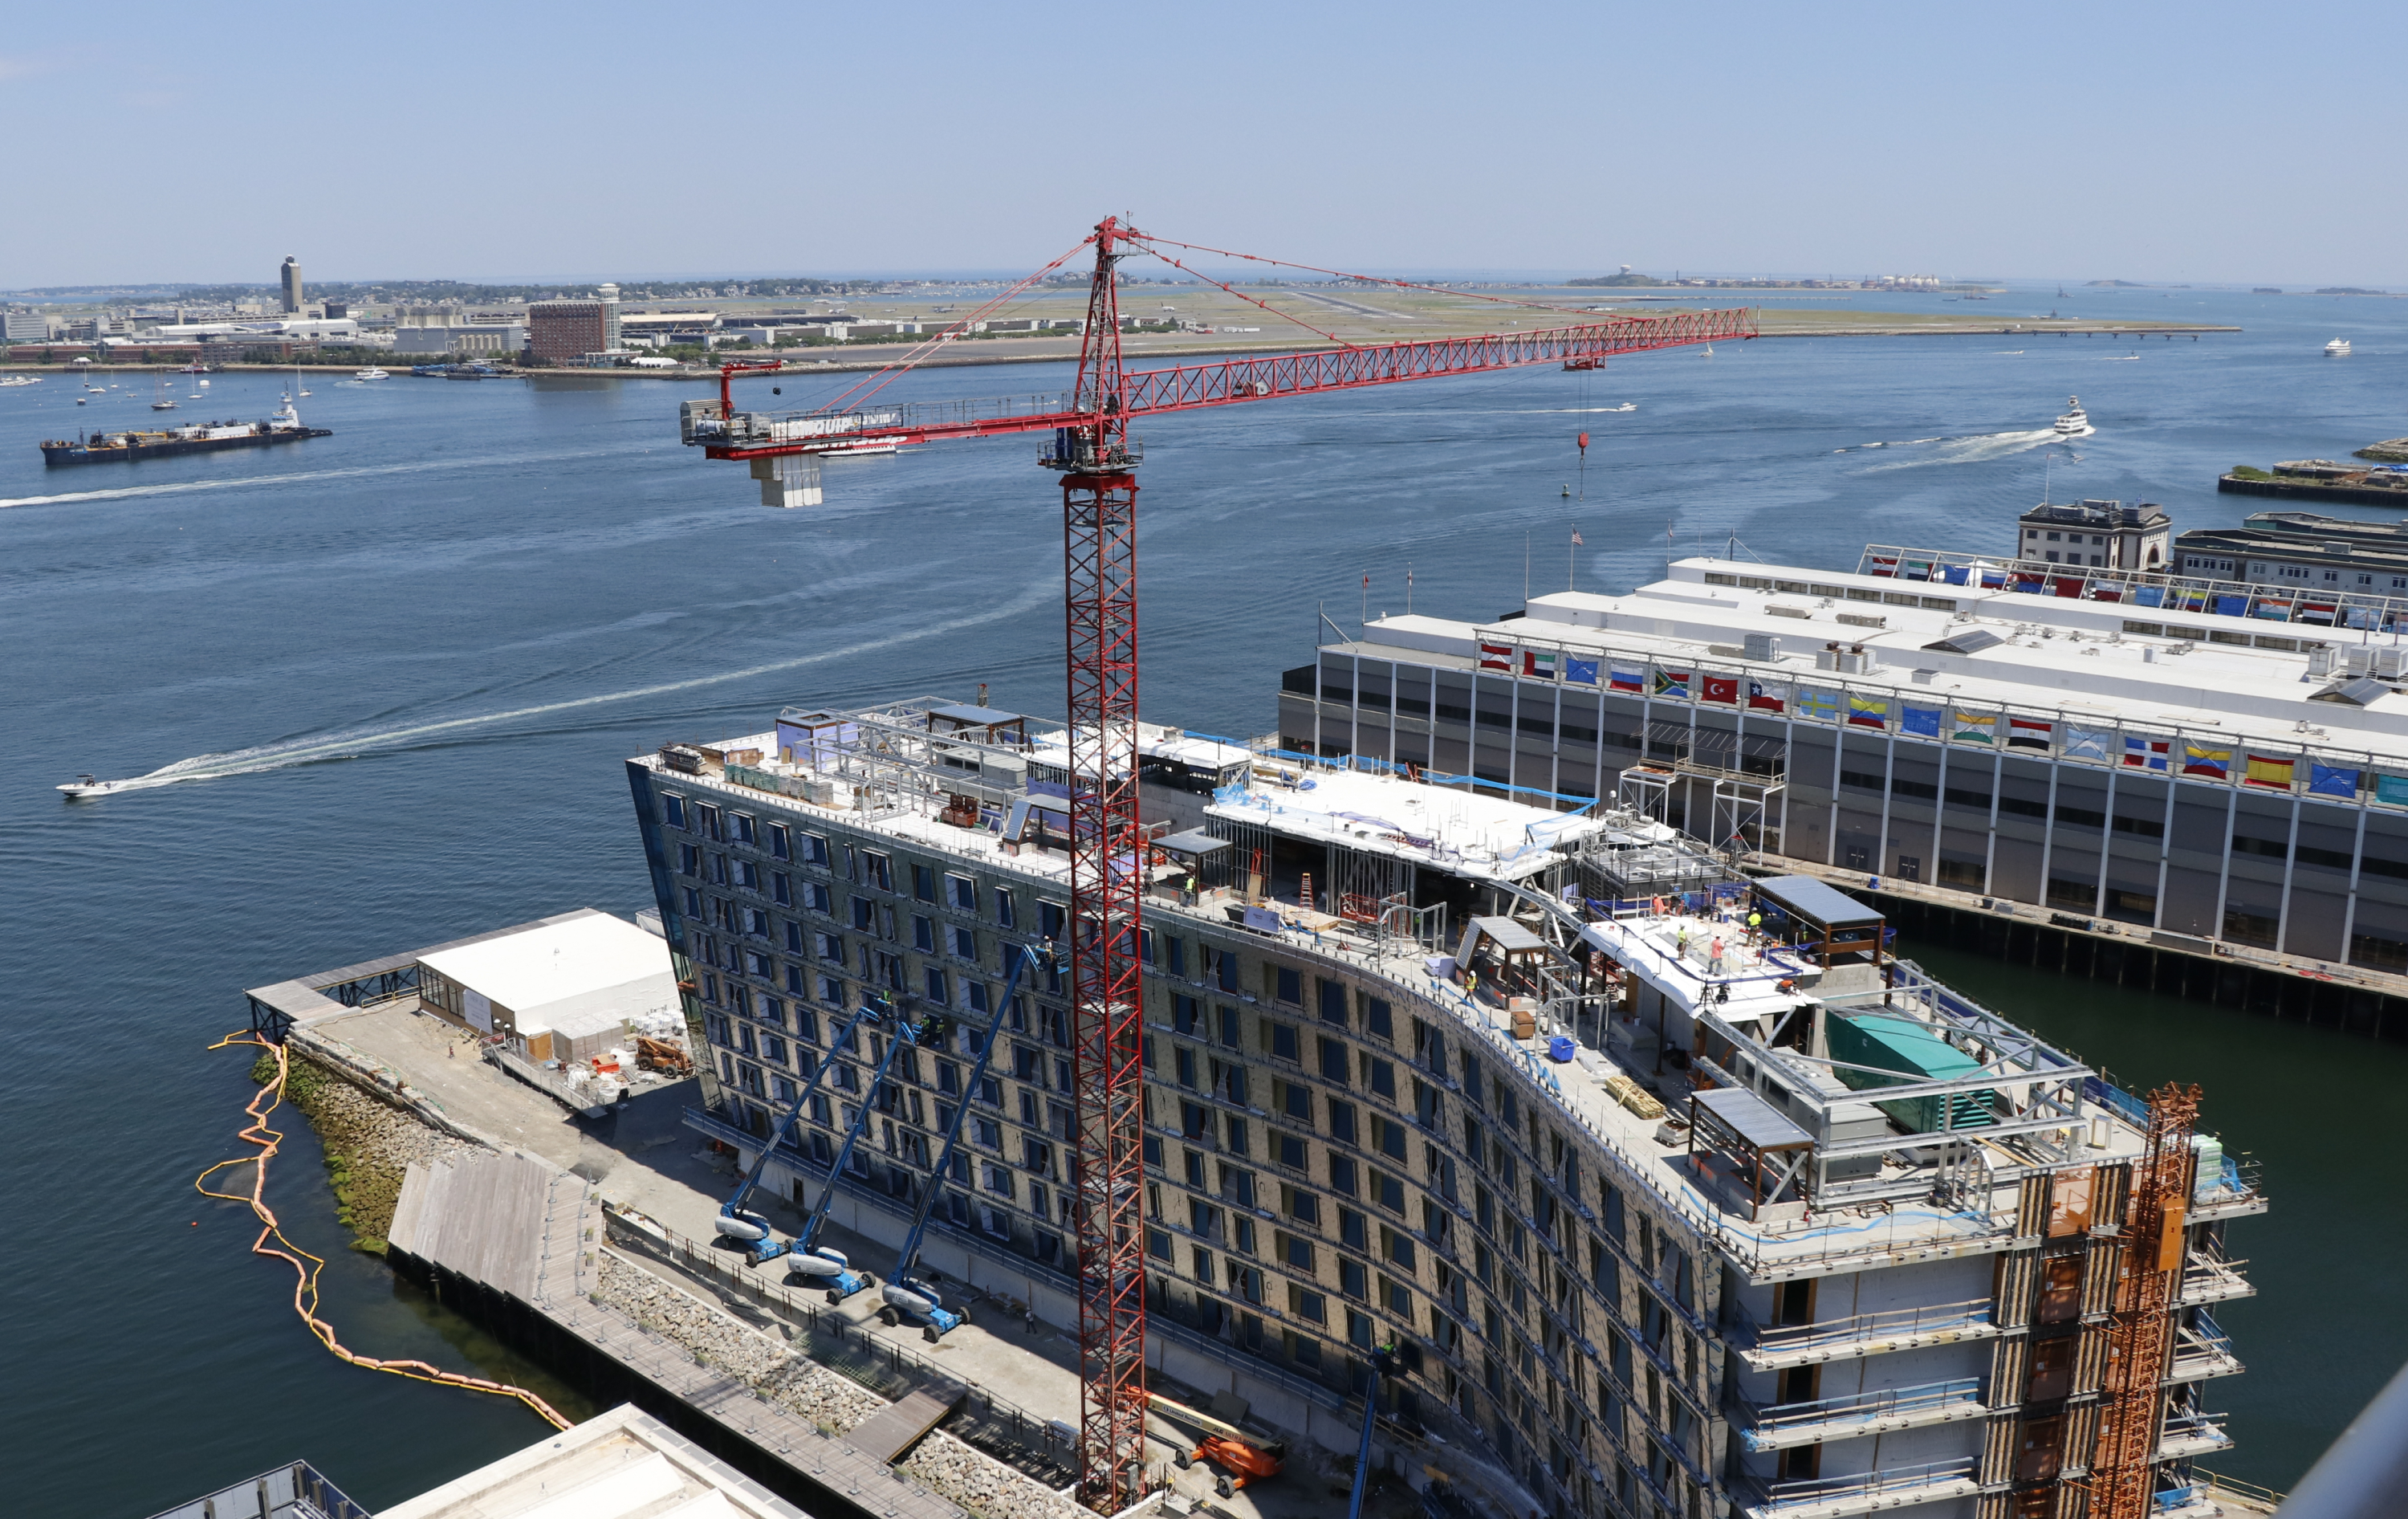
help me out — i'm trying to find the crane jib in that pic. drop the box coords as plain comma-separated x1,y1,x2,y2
694,307,1755,462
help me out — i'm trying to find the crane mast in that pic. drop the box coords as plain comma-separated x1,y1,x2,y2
1047,218,1151,1513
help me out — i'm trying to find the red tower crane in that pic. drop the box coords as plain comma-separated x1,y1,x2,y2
682,220,1752,1511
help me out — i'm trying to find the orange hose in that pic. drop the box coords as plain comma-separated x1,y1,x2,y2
197,1030,571,1430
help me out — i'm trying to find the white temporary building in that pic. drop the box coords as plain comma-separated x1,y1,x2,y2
416,909,678,1062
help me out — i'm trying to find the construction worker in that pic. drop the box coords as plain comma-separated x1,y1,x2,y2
1708,935,1726,975
1747,907,1763,942
1184,873,1198,906
1677,924,1690,960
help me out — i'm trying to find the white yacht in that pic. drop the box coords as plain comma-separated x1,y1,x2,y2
354,366,389,381
2053,395,2093,436
2325,338,2352,357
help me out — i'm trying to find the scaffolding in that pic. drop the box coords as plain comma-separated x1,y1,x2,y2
2088,1082,2203,1519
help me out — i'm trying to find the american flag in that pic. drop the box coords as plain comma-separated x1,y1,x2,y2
1571,528,1584,546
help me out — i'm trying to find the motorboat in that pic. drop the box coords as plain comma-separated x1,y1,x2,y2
0,375,42,387
354,367,389,381
2326,338,2352,357
2054,396,2093,437
59,773,132,799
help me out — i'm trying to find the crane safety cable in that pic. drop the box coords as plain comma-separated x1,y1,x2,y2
808,232,1101,418
1129,231,1625,320
1125,240,1356,349
195,1030,571,1431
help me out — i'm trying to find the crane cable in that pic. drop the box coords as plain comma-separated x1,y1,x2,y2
1122,238,1356,349
195,1030,571,1430
1129,231,1621,319
807,232,1101,418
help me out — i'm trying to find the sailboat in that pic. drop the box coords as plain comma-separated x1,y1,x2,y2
150,369,177,410
294,364,311,397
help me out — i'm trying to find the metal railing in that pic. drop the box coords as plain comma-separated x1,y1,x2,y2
1731,1297,1993,1356
1735,1377,1983,1448
2160,1411,2233,1453
1750,1456,1978,1511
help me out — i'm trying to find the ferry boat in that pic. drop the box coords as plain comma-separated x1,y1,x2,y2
354,366,389,381
2325,338,2352,357
2053,395,2092,436
39,396,331,466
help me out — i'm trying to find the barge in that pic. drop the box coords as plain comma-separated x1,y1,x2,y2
40,396,328,465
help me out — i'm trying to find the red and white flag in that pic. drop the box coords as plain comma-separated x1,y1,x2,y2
1571,528,1585,546
1479,641,1513,671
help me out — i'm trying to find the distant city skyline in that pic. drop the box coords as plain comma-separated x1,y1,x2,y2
4,0,2402,290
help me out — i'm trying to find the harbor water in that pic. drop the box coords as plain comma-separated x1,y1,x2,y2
3,287,2404,1510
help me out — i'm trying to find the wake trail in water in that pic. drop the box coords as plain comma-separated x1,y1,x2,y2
0,442,652,511
87,580,1059,796
1854,427,2060,471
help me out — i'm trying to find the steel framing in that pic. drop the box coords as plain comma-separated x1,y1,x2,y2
2088,1082,2201,1519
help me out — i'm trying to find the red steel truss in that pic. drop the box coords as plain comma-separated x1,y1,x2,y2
702,302,1753,462
688,218,1744,1513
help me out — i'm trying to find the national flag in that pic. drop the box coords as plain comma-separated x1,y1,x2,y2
2064,725,2112,762
1571,528,1585,547
2310,762,2360,798
2300,601,2337,625
1653,668,1690,699
1847,694,1889,729
1564,658,1599,686
1479,641,1513,671
1952,710,1996,744
1523,649,1558,679
1609,665,1645,692
2130,585,2166,609
2212,594,2247,617
2008,716,2053,751
1797,688,1841,722
2009,572,2045,595
2183,743,2231,779
1869,555,1898,577
2124,736,2169,772
1747,680,1785,713
1901,704,1942,738
1701,675,1739,704
2050,576,2085,599
2244,754,2295,789
2377,776,2408,805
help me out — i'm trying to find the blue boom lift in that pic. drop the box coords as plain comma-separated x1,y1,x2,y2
714,1000,879,1263
871,942,1049,1338
771,998,935,1288
1344,1345,1403,1519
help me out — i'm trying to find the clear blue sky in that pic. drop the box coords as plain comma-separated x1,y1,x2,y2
5,0,2402,290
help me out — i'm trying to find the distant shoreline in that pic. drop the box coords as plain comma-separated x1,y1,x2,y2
0,317,2241,380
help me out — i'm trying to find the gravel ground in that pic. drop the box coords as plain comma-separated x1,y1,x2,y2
592,1253,1080,1519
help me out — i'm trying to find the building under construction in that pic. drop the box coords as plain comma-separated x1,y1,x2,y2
628,691,2261,1519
